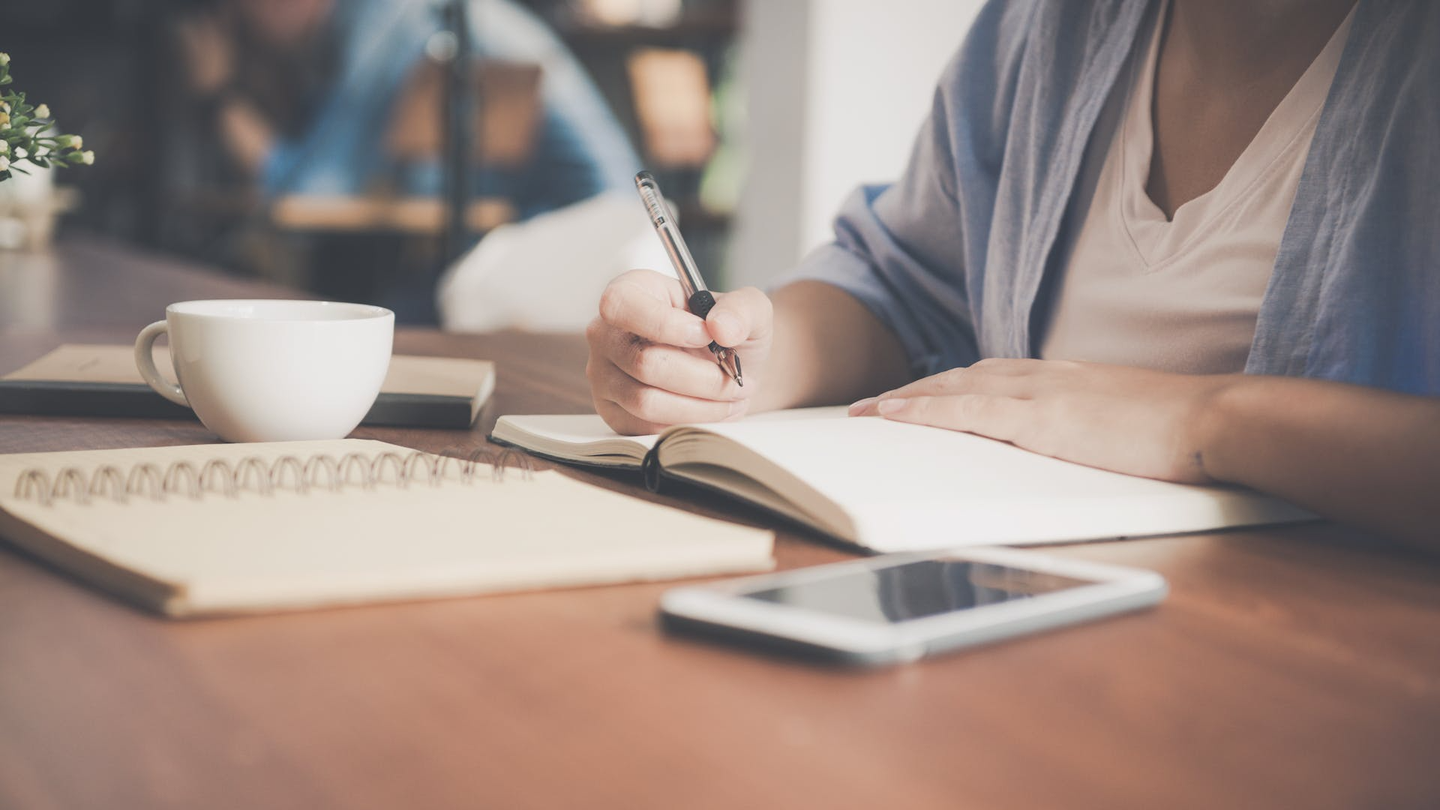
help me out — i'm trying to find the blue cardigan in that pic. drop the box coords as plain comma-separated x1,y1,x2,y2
785,0,1439,394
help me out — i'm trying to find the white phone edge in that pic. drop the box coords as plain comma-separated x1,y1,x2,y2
658,547,1168,666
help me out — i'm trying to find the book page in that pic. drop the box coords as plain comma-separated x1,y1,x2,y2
660,417,1317,550
491,406,850,466
0,440,772,616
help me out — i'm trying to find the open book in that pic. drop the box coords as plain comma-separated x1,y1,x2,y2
0,440,773,617
0,344,496,428
492,408,1316,551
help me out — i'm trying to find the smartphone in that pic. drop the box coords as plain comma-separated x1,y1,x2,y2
659,547,1167,666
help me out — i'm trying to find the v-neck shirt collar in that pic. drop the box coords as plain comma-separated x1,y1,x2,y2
1120,0,1356,268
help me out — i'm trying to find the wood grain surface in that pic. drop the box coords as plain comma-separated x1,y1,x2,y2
1,240,1437,810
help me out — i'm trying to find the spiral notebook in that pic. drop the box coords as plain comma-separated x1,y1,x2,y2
492,408,1317,551
0,440,774,618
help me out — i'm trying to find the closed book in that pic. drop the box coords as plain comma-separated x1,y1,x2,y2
0,344,495,429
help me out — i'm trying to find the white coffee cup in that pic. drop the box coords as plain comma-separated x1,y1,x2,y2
134,300,394,443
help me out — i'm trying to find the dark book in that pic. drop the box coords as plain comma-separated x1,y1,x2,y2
0,345,494,429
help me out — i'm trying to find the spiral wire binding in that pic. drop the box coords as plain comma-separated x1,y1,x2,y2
12,448,535,507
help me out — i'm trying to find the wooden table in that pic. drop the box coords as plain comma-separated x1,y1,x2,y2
2,240,1438,810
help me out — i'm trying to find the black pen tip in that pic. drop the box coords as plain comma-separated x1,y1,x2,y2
715,347,743,387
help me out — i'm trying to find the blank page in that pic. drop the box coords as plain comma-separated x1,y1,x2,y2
664,417,1317,550
491,407,850,466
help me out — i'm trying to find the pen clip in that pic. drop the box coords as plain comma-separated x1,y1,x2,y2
635,172,668,227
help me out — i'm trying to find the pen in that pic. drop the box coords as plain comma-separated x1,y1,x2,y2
634,171,743,387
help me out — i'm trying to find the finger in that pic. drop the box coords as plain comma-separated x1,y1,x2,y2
603,332,745,401
598,359,741,426
876,394,1034,444
863,360,1045,409
596,398,667,436
705,287,773,348
587,315,741,400
598,274,711,348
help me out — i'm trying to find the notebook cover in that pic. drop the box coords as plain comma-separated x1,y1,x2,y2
0,379,479,428
0,439,775,617
0,347,492,429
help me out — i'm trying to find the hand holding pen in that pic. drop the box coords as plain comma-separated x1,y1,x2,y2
583,173,775,435
634,172,742,385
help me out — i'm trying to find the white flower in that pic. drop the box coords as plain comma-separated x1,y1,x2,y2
34,104,50,119
14,147,25,159
0,140,7,155
80,150,94,165
0,156,9,172
0,53,9,67
0,101,8,113
63,134,82,150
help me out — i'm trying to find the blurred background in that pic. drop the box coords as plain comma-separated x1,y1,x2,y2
0,0,981,329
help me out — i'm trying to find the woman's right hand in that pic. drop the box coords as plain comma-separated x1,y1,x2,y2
586,269,773,435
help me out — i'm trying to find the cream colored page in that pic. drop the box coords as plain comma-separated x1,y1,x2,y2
4,344,492,398
374,355,494,398
495,414,661,454
683,418,1316,550
3,344,154,384
494,406,851,457
0,440,772,612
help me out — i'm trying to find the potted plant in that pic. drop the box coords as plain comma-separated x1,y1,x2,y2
0,52,93,179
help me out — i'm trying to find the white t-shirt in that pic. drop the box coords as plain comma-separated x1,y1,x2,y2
1039,3,1354,374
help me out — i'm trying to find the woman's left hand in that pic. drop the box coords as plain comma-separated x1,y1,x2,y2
848,359,1239,484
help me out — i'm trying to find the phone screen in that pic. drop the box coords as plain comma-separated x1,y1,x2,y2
740,559,1096,625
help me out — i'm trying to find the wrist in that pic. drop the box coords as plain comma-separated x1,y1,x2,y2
1192,375,1271,485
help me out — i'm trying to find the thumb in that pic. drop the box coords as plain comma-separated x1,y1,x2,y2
705,287,773,347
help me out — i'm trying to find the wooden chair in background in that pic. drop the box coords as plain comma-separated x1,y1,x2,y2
269,58,544,235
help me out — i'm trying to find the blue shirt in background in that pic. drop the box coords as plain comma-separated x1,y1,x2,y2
261,0,640,220
784,0,1439,395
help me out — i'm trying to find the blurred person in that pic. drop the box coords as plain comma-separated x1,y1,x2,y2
584,0,1440,550
174,0,638,218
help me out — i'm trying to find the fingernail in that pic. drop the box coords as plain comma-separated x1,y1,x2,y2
876,398,907,415
848,397,877,416
727,399,748,419
708,312,737,343
686,321,710,345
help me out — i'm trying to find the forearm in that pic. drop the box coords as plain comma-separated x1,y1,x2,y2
755,281,912,412
216,97,276,177
1200,377,1440,552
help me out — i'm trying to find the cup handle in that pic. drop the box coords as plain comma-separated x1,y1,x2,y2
134,320,188,406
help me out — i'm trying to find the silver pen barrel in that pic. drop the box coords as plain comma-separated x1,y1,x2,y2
635,172,707,298
634,171,743,387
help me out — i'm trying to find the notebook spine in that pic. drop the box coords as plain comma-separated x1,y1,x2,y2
13,448,534,507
